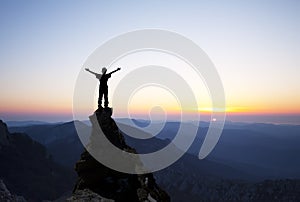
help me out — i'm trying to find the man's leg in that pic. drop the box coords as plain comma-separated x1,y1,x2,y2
98,88,104,108
104,87,109,108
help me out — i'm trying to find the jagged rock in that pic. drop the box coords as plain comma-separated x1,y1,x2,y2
0,120,9,146
67,189,114,202
0,179,26,202
72,108,170,202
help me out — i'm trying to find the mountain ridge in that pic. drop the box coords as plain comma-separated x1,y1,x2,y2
0,119,74,201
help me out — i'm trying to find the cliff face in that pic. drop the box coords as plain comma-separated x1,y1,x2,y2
71,108,170,202
0,120,9,146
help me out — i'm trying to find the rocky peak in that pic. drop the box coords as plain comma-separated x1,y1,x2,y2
0,120,9,146
71,108,170,202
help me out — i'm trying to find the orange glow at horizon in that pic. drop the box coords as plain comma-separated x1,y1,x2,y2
1,108,300,123
0,100,73,116
1,84,300,118
1,102,300,117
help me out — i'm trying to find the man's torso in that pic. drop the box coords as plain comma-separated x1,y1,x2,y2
97,73,111,88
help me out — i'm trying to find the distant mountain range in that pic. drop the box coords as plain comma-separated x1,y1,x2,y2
5,120,62,127
117,119,300,179
8,119,300,180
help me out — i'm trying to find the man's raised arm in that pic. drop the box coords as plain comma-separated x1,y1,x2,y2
85,68,97,76
108,67,121,75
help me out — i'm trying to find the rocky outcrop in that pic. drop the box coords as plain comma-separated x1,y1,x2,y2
0,120,9,146
0,179,26,202
66,189,113,202
72,108,170,202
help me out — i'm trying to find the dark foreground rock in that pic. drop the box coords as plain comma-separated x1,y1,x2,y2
70,108,170,202
66,189,113,202
0,179,26,202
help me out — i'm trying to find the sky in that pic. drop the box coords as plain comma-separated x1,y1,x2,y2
0,0,299,124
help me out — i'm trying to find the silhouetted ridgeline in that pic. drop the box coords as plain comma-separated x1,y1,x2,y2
8,120,89,169
69,108,170,202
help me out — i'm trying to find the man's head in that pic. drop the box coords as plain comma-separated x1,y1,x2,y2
102,67,107,74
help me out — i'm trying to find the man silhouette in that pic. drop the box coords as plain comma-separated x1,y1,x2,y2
85,67,121,108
